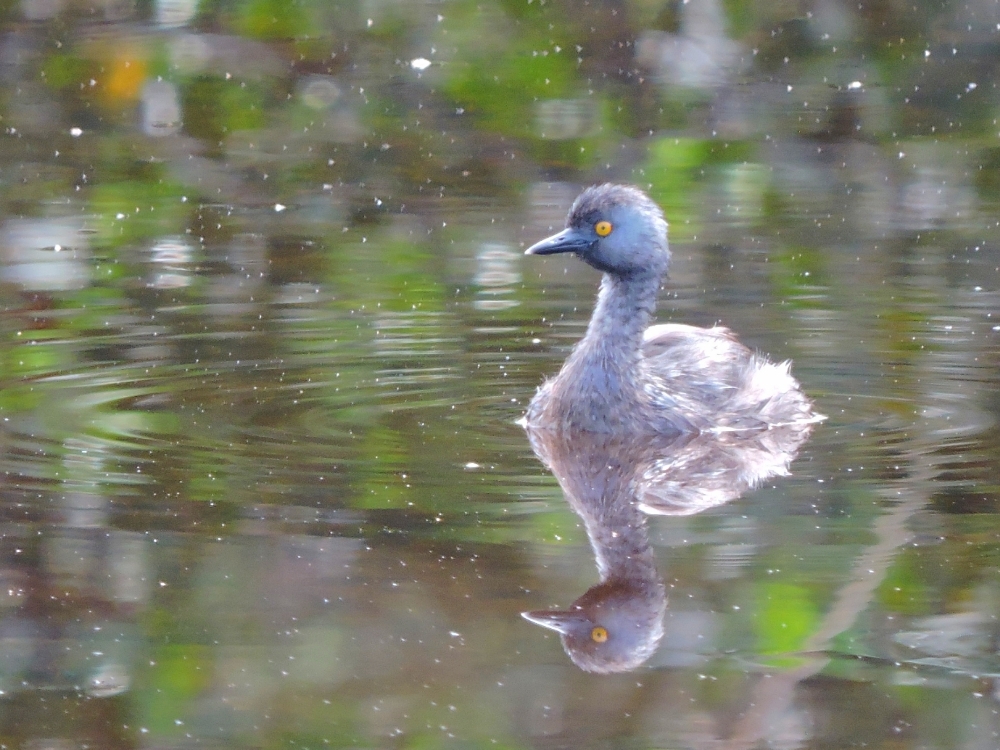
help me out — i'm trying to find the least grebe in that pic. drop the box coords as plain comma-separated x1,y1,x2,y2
524,184,823,435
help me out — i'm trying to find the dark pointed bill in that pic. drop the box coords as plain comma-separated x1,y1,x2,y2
521,609,588,634
524,227,593,256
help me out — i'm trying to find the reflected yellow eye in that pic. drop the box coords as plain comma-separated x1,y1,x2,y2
591,626,608,643
594,221,613,237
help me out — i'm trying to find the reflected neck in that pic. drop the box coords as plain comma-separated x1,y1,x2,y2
583,497,660,586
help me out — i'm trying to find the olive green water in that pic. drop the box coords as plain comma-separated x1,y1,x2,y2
0,0,999,748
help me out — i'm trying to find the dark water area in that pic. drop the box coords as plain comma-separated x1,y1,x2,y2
0,0,999,748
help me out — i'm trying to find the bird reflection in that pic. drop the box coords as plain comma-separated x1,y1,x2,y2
521,419,815,673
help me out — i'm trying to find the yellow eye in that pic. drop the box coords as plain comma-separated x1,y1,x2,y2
594,221,613,237
591,626,608,643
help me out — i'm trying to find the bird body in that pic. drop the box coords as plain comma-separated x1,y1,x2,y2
524,184,822,435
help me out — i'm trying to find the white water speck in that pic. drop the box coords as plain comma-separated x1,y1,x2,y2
411,58,432,71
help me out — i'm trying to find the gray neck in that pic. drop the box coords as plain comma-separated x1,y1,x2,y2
556,271,661,417
583,271,660,357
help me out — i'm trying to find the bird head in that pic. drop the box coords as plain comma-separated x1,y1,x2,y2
525,184,669,279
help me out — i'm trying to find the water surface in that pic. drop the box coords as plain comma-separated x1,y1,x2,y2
0,0,999,748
